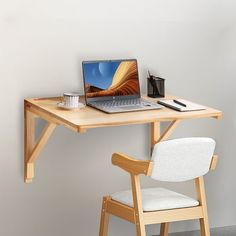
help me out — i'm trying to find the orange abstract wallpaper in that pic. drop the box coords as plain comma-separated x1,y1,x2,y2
84,61,139,97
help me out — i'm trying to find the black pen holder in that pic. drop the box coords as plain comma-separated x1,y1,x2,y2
147,76,165,98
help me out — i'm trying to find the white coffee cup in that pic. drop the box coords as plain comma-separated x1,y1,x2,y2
63,92,80,108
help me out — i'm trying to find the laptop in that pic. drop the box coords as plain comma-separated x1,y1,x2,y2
82,59,163,113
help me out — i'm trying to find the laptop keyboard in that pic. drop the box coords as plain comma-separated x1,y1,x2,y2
89,98,163,113
92,98,148,108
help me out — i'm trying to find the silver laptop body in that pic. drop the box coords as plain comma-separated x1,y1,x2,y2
82,59,163,113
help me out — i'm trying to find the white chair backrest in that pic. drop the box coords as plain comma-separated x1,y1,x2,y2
151,137,216,182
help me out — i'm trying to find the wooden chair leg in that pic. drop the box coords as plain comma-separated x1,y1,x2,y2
160,223,169,236
131,174,146,236
195,177,210,236
135,222,146,236
99,196,110,236
199,218,210,236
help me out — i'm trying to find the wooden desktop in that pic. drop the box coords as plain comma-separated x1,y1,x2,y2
24,94,222,183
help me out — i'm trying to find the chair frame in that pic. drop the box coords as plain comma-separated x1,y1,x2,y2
99,152,218,236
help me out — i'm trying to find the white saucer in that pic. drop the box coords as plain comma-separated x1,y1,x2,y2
57,102,85,110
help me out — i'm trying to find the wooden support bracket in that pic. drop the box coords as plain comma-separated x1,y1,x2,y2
157,120,180,143
24,104,56,183
150,120,180,152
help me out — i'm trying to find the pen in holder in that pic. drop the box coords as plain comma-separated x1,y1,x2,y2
147,71,165,98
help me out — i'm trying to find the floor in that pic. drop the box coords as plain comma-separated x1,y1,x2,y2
156,226,236,236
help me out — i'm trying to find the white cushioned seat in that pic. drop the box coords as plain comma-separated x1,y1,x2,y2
111,187,199,212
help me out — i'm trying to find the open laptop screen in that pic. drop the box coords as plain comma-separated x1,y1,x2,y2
82,59,141,102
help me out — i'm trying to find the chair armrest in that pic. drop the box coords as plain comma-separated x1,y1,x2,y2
112,152,153,176
210,155,218,170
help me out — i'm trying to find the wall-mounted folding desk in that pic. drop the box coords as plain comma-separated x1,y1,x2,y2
24,95,222,183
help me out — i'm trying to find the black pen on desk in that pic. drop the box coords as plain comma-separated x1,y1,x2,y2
173,99,187,107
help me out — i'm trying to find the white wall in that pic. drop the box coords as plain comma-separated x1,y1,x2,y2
0,0,236,235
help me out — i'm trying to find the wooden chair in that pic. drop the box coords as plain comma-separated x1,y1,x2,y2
99,137,218,236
